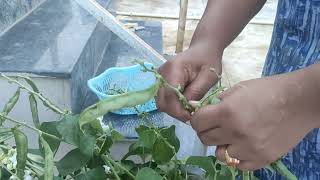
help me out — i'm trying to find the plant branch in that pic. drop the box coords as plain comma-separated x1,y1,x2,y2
0,113,63,142
136,61,194,112
102,154,135,179
102,156,121,180
0,74,65,115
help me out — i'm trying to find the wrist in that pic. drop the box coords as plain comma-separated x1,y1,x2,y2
277,64,320,129
187,41,223,74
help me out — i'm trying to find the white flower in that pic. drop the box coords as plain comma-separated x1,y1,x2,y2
9,154,17,168
24,170,32,175
7,162,14,171
8,149,16,157
103,165,111,174
9,175,19,180
98,116,111,134
23,174,33,180
102,124,111,134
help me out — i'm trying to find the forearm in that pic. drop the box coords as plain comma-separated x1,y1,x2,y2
191,0,266,52
281,63,320,128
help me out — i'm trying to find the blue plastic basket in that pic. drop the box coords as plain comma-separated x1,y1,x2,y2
87,62,158,115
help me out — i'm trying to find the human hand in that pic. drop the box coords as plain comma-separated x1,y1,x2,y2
190,75,317,170
156,45,222,122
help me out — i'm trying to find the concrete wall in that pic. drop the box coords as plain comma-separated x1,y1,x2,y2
0,0,46,33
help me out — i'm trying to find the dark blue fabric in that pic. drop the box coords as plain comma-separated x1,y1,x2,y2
255,0,320,179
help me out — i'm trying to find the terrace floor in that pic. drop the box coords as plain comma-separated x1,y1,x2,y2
110,0,278,85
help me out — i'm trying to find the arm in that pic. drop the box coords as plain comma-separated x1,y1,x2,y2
191,0,266,51
281,63,320,128
156,0,267,121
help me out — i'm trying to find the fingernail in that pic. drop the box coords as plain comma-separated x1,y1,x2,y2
189,100,199,106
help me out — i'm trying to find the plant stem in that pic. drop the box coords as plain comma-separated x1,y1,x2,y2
135,60,194,112
154,130,176,154
0,74,65,115
102,156,121,180
162,82,194,112
271,160,297,180
102,154,135,179
0,114,63,142
242,171,250,180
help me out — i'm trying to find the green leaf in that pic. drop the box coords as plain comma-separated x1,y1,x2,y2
74,168,107,180
0,168,11,180
79,134,96,157
215,165,235,180
122,141,151,160
157,161,176,174
40,121,61,155
135,167,163,180
56,115,96,157
1,88,20,124
54,177,64,180
152,138,175,164
186,156,216,175
57,115,81,145
13,128,28,179
87,155,105,169
40,137,54,180
56,149,91,176
89,119,104,134
111,130,124,142
98,137,113,154
29,94,40,129
159,126,180,152
138,129,157,149
136,125,150,135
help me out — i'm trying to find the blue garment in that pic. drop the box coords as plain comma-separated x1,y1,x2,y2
255,0,320,179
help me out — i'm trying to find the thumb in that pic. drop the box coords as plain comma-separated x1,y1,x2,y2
183,66,220,101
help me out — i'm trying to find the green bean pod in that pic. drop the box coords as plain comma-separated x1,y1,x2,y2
29,94,40,129
79,78,162,129
18,76,39,93
13,128,28,179
0,88,20,124
40,137,54,180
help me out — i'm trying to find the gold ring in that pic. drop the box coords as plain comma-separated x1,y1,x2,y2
224,149,240,168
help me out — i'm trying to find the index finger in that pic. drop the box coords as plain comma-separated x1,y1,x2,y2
190,103,227,133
